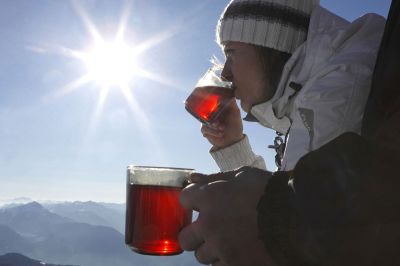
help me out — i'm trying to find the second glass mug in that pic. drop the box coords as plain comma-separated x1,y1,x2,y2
125,166,194,256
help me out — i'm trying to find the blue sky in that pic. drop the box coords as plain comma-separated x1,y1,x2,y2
0,0,392,203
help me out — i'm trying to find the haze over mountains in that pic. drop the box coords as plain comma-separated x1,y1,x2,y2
43,201,125,234
0,253,76,266
0,200,200,266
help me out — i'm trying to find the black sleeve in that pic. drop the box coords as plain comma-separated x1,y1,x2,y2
362,0,400,139
257,132,400,266
257,133,372,266
257,171,307,266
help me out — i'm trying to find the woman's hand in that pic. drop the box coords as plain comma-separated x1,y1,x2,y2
201,99,244,150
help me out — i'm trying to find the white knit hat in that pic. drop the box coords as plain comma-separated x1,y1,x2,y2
217,0,320,54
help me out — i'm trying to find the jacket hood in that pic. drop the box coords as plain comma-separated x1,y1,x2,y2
248,5,350,134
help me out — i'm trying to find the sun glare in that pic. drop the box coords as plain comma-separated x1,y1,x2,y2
39,0,180,164
84,41,137,87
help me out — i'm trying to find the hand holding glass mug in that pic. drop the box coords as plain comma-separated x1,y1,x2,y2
185,66,244,150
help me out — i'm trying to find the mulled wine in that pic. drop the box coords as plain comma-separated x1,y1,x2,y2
185,85,234,124
125,166,193,256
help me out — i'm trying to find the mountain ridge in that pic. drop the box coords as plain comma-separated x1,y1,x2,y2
0,201,200,266
0,253,77,266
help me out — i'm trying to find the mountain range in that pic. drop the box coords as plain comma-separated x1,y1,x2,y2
0,201,200,266
0,253,76,266
43,201,125,234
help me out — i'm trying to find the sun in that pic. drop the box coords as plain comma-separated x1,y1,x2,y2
40,0,181,129
41,0,181,101
34,0,185,164
83,41,138,87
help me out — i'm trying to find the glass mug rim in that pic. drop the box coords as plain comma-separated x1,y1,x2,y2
127,165,194,188
127,165,194,172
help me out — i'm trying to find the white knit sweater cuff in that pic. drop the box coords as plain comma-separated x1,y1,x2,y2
210,135,260,172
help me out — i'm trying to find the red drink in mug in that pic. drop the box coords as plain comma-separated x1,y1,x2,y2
185,67,234,124
125,166,193,256
185,85,234,124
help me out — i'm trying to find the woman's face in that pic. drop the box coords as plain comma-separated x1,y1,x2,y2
221,41,275,113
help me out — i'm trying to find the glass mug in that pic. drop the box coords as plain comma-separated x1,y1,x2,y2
125,166,193,256
185,67,234,125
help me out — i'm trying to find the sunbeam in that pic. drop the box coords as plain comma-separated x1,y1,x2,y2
85,86,110,141
72,0,103,44
119,83,151,132
43,74,92,101
133,67,184,92
119,84,166,163
115,0,134,42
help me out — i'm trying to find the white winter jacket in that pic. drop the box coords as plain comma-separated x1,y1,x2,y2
211,6,385,171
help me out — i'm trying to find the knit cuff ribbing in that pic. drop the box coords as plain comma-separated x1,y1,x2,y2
210,135,261,172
